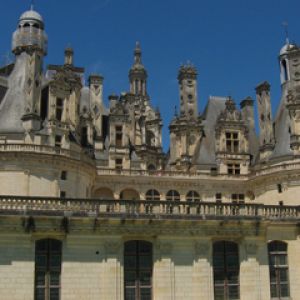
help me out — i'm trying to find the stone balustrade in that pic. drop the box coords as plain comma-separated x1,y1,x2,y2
0,144,93,165
0,195,298,221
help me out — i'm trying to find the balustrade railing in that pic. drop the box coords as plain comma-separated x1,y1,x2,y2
0,196,298,220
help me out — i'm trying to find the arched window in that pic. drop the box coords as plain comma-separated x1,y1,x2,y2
124,241,152,300
147,164,156,171
186,191,200,202
35,239,62,300
33,23,40,29
23,23,30,28
93,187,114,200
213,241,239,300
146,189,160,201
120,189,140,200
166,190,180,201
281,59,289,82
268,241,290,299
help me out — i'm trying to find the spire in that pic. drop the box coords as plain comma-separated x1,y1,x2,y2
30,0,35,11
282,21,290,45
129,42,147,96
134,41,142,65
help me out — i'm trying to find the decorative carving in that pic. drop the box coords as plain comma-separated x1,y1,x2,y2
50,66,82,96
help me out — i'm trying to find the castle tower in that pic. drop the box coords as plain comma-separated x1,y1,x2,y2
89,74,104,144
279,42,300,153
12,7,47,131
255,82,275,159
129,42,147,96
178,64,198,119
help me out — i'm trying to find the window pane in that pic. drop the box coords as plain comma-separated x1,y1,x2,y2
50,272,60,286
125,271,136,286
35,288,45,300
125,287,136,300
140,271,152,286
125,256,136,269
140,288,151,300
50,288,59,300
139,242,151,254
270,284,277,297
50,255,61,268
139,256,152,269
36,255,47,268
35,271,46,286
228,285,239,300
50,240,62,252
280,284,289,297
214,285,225,300
125,241,137,254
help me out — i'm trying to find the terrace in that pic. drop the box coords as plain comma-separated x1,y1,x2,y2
0,196,298,221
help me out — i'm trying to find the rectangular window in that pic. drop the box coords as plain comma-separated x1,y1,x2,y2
268,241,290,299
55,136,61,148
213,241,240,300
35,239,62,300
60,171,67,180
124,241,153,300
116,158,123,170
226,132,239,153
116,126,123,147
216,193,222,202
227,164,240,175
56,98,64,121
231,194,244,204
60,191,66,198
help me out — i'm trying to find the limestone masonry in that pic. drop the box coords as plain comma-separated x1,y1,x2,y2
0,6,299,300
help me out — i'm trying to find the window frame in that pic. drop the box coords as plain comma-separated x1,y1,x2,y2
124,240,153,300
268,241,290,299
225,132,239,153
35,239,62,300
213,241,240,300
166,190,180,201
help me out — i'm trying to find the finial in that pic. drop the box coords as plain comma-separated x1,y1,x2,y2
30,0,35,10
282,21,290,45
134,41,142,64
135,41,141,50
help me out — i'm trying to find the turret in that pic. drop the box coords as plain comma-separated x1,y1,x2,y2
178,63,198,119
129,42,147,96
12,7,47,132
279,41,300,154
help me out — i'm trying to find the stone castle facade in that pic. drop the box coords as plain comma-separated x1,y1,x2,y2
0,7,299,300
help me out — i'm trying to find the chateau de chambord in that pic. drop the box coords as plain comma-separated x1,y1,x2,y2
0,6,299,300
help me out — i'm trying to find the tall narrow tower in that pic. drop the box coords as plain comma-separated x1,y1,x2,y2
12,7,47,131
129,42,147,96
279,41,300,153
255,81,275,159
178,64,198,119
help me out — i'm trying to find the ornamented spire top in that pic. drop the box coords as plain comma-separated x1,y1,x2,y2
134,41,142,65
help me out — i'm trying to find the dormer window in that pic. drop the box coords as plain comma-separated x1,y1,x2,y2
227,163,240,175
226,132,239,153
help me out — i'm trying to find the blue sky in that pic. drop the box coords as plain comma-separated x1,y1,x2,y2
1,0,300,150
